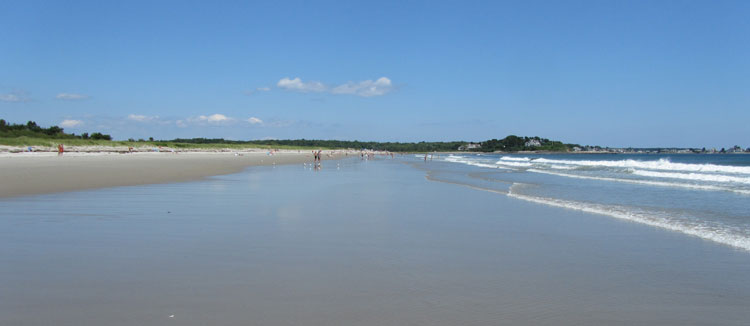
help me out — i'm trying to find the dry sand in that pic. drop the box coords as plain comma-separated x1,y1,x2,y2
0,151,341,198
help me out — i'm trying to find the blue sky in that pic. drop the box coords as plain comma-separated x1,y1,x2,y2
1,0,748,147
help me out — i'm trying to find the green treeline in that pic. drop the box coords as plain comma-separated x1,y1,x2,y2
0,119,112,140
479,135,573,152
171,138,466,152
169,136,574,152
1,119,574,152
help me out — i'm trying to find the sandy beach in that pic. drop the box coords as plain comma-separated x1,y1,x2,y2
1,157,748,326
0,150,344,198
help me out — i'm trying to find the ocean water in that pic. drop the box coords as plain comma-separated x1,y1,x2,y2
433,153,750,251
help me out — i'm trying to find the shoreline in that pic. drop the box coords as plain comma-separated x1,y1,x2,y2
0,150,348,198
2,156,748,325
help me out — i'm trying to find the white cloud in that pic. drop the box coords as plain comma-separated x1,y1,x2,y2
277,77,327,93
0,91,30,102
0,94,21,102
60,119,83,128
184,114,234,125
127,114,159,122
247,117,263,124
243,87,272,96
276,77,394,97
56,93,89,100
331,77,393,97
264,119,294,128
197,113,231,122
171,114,239,127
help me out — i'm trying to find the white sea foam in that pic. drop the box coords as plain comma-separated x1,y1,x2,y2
498,157,591,170
494,160,533,168
632,169,750,185
532,158,750,175
440,155,750,251
507,184,750,252
546,164,577,170
498,156,532,162
444,155,510,169
446,155,750,194
526,169,750,196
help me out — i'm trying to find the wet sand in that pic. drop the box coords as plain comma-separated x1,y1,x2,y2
1,158,749,325
0,152,335,198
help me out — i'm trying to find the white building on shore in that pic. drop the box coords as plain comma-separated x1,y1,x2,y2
524,139,542,147
458,143,482,151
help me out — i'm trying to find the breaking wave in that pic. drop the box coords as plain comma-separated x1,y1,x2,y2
526,169,750,195
507,184,750,252
631,169,750,185
527,157,750,175
444,155,510,170
435,154,750,252
444,155,750,193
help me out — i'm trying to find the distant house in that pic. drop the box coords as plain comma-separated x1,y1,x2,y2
524,139,542,147
458,143,482,151
572,146,582,152
727,145,743,153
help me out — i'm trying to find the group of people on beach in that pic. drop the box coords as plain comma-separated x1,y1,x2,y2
361,151,375,160
312,150,323,164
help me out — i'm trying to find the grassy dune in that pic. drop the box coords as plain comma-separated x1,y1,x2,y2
0,136,327,151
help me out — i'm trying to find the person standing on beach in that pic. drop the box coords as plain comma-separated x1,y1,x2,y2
57,144,64,156
313,150,322,164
